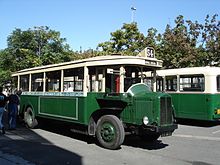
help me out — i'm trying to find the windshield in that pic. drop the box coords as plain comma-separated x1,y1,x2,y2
127,83,152,96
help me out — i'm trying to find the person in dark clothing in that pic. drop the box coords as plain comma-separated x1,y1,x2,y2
8,90,21,130
0,87,7,134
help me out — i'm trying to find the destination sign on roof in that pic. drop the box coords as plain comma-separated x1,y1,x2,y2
138,47,155,58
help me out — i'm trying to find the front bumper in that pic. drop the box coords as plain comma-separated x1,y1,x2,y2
140,124,178,136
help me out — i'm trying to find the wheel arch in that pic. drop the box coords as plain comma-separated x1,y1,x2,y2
23,105,38,128
88,109,123,136
20,103,35,119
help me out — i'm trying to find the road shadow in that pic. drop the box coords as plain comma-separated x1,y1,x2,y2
123,134,168,150
1,113,82,165
176,118,220,127
34,119,169,150
36,118,96,145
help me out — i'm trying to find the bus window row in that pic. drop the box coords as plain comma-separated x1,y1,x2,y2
17,68,85,92
155,74,205,92
14,66,147,93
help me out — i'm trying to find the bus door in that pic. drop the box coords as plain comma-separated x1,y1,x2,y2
106,68,120,93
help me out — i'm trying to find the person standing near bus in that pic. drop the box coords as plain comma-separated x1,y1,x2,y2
0,87,7,134
8,90,22,130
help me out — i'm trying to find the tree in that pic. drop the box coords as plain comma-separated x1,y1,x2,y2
98,23,147,55
157,15,199,68
157,14,219,68
32,26,71,65
6,26,71,71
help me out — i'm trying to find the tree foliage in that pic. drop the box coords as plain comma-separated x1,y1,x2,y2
2,26,71,72
0,26,73,85
158,14,220,68
98,23,147,55
0,50,12,86
157,15,199,68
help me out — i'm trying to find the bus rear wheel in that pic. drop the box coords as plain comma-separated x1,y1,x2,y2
95,115,125,150
24,107,38,128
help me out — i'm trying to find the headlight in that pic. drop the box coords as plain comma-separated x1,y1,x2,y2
143,116,149,125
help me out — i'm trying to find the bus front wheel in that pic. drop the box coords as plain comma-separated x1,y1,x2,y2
95,115,125,150
24,107,38,128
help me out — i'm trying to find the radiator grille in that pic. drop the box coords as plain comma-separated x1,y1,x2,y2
160,97,173,125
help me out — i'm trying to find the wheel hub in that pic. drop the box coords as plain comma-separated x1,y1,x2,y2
100,123,115,142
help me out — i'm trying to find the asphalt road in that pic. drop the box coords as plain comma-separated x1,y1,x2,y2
0,120,220,165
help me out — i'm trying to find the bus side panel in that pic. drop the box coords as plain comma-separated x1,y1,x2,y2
39,96,79,120
170,93,208,120
20,94,88,124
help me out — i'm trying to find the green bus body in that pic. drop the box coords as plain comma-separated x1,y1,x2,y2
20,86,176,134
170,93,220,121
12,52,177,149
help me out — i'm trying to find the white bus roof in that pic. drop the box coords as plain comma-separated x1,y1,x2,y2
12,55,162,76
156,66,220,76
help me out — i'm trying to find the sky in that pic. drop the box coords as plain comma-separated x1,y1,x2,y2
0,0,219,51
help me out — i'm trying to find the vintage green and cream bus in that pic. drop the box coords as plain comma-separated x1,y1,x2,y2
12,49,177,149
146,66,220,121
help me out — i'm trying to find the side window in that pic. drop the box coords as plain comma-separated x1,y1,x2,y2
31,73,43,91
124,66,141,92
46,70,61,92
156,76,177,92
74,68,84,91
156,77,164,92
165,76,177,91
180,74,204,92
89,67,103,92
20,75,29,91
63,68,84,92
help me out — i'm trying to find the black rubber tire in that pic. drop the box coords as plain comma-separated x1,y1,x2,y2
96,115,125,150
24,107,38,128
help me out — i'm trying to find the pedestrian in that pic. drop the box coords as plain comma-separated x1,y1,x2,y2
0,87,7,134
8,89,22,130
